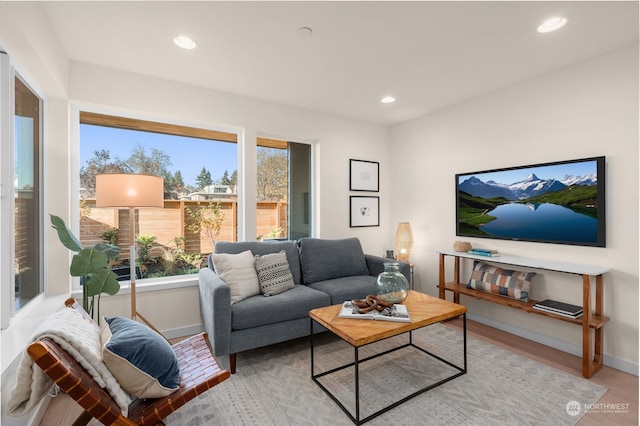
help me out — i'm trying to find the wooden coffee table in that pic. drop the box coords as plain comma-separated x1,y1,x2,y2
309,290,467,425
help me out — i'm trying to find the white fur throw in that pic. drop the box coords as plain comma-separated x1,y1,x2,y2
8,307,131,417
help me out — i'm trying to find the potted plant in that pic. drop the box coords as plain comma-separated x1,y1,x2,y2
50,214,121,321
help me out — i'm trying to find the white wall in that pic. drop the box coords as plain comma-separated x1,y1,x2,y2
389,44,639,372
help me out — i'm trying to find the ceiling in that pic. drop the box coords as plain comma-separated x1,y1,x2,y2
41,1,639,126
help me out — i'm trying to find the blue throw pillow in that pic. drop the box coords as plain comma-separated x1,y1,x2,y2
101,316,179,398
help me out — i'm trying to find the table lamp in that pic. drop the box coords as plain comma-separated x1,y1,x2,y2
96,173,164,333
395,222,413,261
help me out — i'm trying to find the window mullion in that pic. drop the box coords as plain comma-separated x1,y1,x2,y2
0,52,15,329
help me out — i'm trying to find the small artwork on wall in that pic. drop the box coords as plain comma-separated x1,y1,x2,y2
350,196,380,227
350,159,379,192
384,248,396,259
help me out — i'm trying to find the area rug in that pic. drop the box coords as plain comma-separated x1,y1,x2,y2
165,324,606,425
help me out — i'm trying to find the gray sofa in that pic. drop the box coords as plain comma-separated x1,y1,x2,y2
198,237,410,373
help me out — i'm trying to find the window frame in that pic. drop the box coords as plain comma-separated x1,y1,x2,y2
72,107,317,290
0,53,45,329
73,107,244,289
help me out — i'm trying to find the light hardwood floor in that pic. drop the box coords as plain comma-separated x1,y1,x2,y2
41,319,638,425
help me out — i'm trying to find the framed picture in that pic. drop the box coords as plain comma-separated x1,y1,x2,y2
384,248,396,259
350,159,379,192
350,196,380,227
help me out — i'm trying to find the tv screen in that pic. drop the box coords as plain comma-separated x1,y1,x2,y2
456,156,605,247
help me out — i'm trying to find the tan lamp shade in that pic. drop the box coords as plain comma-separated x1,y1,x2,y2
395,222,414,261
95,174,164,208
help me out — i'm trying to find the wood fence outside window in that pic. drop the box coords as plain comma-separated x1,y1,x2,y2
80,199,287,260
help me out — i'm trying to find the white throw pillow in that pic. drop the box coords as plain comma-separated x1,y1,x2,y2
211,250,261,304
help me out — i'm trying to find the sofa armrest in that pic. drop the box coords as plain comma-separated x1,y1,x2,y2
365,254,411,282
198,268,232,357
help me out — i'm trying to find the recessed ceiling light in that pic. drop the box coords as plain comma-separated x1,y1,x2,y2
537,17,567,33
173,35,197,50
381,96,396,104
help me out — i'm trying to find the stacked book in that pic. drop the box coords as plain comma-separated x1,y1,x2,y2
468,248,500,257
533,299,583,319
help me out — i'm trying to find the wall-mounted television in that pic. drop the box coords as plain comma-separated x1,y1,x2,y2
456,156,605,247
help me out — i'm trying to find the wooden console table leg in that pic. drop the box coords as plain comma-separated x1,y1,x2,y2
453,257,460,304
438,254,446,299
582,274,604,378
594,274,604,367
582,274,592,377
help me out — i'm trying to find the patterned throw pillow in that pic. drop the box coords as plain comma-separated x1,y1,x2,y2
467,260,535,302
254,250,295,296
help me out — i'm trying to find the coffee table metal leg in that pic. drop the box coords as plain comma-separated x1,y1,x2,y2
354,346,360,424
463,313,467,372
310,318,315,378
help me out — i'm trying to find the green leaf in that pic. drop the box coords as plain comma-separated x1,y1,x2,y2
94,242,121,261
70,248,108,277
84,269,120,297
50,214,83,252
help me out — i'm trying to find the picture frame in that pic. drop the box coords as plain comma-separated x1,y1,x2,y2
350,159,379,192
384,248,396,259
350,196,380,227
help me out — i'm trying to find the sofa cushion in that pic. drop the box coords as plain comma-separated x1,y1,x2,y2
308,275,378,305
255,251,295,296
211,250,260,304
214,240,302,284
298,237,369,284
467,260,535,302
231,285,330,330
101,316,179,399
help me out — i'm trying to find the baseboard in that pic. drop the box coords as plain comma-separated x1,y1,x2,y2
467,312,639,377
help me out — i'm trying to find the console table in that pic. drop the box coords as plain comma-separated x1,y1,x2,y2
437,249,609,378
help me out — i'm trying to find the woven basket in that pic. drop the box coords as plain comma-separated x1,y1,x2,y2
453,241,472,252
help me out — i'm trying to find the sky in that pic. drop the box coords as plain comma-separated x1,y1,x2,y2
80,124,238,186
457,158,599,185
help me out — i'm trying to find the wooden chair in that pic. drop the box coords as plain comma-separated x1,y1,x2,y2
27,298,230,425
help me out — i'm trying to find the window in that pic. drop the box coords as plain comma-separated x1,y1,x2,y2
1,52,44,329
79,112,238,280
256,138,311,240
77,112,313,283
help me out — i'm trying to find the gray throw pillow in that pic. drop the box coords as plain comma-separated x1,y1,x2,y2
298,237,369,284
255,250,295,296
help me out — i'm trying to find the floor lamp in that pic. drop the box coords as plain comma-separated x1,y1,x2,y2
96,173,164,334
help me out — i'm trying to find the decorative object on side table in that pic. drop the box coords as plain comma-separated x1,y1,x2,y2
376,262,410,303
468,248,500,257
384,248,396,259
453,240,472,252
395,222,413,261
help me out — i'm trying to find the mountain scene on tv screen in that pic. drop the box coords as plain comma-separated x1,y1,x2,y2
457,165,599,243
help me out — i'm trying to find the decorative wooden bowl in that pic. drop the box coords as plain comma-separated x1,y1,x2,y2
453,241,472,252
